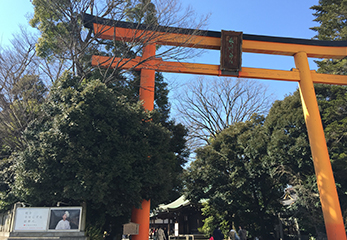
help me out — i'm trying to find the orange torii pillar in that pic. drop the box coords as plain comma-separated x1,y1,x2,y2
295,52,346,239
131,43,156,240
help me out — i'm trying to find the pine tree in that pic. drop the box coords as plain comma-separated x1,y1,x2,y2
311,0,347,74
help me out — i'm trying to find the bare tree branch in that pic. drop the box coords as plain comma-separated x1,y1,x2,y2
0,28,48,151
174,76,274,150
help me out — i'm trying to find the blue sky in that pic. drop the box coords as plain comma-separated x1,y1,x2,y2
174,0,321,100
0,1,35,46
0,0,320,100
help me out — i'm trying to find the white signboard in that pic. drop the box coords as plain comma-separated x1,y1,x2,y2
14,208,49,231
13,207,82,232
174,222,179,236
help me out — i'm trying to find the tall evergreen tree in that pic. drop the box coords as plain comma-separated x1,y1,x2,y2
184,115,285,239
315,84,347,218
10,73,183,237
264,91,324,237
311,0,347,74
265,85,347,238
28,0,189,201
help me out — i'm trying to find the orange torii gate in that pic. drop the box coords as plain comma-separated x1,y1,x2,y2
84,14,347,240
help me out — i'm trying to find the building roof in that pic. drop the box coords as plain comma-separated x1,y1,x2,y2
157,196,191,212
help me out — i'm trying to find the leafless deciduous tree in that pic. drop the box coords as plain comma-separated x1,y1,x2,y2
0,28,48,151
175,76,274,150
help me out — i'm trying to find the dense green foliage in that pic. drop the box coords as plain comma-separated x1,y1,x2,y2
266,85,347,237
265,91,325,237
184,115,285,239
0,75,48,210
9,73,185,232
316,85,347,219
184,84,347,239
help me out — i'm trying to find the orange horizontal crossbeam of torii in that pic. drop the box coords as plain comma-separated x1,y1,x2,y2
83,13,347,240
89,22,347,59
92,55,347,85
